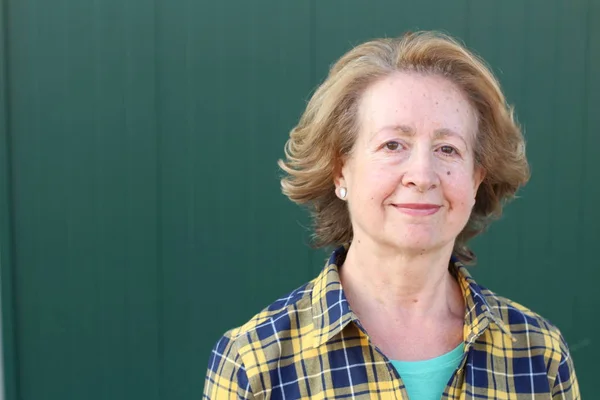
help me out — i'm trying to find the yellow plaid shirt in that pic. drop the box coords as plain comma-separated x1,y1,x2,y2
203,245,580,399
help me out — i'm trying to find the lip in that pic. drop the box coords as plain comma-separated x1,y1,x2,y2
392,203,441,216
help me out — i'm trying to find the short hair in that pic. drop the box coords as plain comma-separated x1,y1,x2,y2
278,31,530,264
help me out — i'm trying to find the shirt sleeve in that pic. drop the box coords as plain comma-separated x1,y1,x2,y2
203,331,254,400
551,333,580,399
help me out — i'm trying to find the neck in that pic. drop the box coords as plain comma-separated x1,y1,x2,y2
340,236,463,319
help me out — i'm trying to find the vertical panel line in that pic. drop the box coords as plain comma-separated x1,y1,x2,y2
576,0,591,306
0,0,17,398
308,0,316,267
153,0,163,397
309,0,316,93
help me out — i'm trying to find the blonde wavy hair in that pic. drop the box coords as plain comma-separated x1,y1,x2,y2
278,31,530,264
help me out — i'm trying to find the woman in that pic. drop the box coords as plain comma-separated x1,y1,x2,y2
203,31,579,399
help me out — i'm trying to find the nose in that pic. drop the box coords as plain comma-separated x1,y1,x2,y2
401,149,440,192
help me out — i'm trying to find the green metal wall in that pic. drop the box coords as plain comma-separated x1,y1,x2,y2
0,0,597,399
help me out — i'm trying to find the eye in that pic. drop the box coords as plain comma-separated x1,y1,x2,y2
438,145,458,156
384,141,401,151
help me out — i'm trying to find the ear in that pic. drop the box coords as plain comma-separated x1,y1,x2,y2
333,176,347,202
473,166,486,194
333,157,350,191
334,174,346,190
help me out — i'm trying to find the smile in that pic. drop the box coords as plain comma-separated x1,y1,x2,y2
391,203,442,216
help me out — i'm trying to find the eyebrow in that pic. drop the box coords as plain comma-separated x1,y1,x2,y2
433,128,468,148
375,125,469,147
375,124,415,136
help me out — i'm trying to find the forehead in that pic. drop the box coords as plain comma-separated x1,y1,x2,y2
357,71,478,142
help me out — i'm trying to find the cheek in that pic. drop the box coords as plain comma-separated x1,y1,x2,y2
443,171,478,209
359,164,401,202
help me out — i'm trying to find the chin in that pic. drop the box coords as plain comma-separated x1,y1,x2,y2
394,241,439,254
384,232,446,255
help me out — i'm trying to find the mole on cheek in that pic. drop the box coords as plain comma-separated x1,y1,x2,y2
447,171,451,176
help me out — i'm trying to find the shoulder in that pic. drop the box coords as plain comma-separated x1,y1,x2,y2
480,285,566,353
206,278,316,366
457,264,567,354
479,287,580,397
228,279,315,343
203,280,316,398
483,287,563,339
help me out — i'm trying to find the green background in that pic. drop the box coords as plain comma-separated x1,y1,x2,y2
0,0,597,399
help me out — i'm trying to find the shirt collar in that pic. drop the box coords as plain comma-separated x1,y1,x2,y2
452,257,516,344
311,244,515,349
311,244,357,348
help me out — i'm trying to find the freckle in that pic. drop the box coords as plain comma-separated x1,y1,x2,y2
412,299,418,303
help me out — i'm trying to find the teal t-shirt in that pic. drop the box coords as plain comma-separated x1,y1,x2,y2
390,343,464,400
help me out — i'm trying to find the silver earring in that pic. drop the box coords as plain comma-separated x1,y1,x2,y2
339,187,347,199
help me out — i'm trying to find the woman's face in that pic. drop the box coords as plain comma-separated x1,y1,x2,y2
337,72,484,255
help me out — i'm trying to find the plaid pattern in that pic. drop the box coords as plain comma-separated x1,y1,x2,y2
203,245,580,399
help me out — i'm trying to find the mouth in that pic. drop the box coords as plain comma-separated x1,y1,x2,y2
391,203,442,216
